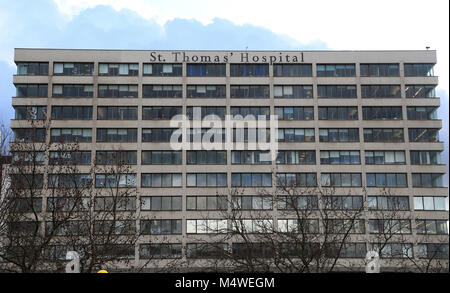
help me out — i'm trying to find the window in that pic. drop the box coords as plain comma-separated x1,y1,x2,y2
361,85,401,98
140,219,182,235
231,173,272,187
186,64,226,76
232,243,275,258
230,107,269,120
48,174,91,188
318,107,358,120
10,174,43,189
186,196,227,211
316,64,355,77
230,85,269,98
186,173,227,187
412,173,444,187
232,196,272,210
326,219,365,234
14,106,47,120
277,129,315,142
49,151,91,165
404,63,434,76
360,64,399,76
187,219,228,234
143,106,182,120
418,244,449,259
232,219,274,234
410,151,442,165
275,107,314,120
94,197,136,211
187,151,226,165
230,64,269,77
368,196,410,211
187,85,226,98
273,64,312,77
141,173,182,188
140,243,182,259
366,173,407,187
12,151,45,165
96,128,137,142
321,173,362,187
13,128,46,142
186,243,228,259
320,151,360,164
363,128,404,142
98,85,138,98
414,196,447,211
369,220,411,234
362,107,402,120
408,128,439,142
53,63,93,75
50,128,92,142
276,150,316,165
142,151,182,165
187,106,226,120
142,128,180,142
51,106,92,120
317,85,356,98
407,107,438,120
10,198,42,213
141,196,182,211
319,128,359,142
276,173,317,187
95,151,137,165
278,219,319,233
371,243,413,259
325,243,367,258
323,196,363,210
16,62,49,75
143,85,182,98
99,63,138,76
52,84,93,98
95,174,136,188
143,63,182,76
277,196,318,210
365,151,405,164
190,128,226,143
97,106,138,120
416,220,448,235
405,85,436,98
273,85,313,98
46,197,89,212
15,84,48,97
232,151,272,165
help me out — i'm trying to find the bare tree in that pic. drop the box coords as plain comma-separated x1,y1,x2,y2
185,171,368,273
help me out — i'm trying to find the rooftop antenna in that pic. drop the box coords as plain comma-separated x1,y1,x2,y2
245,46,248,51
426,46,430,50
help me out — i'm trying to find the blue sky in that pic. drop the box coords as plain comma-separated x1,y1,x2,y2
0,0,448,186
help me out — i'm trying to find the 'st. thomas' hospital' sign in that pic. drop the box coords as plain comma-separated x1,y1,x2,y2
150,51,305,64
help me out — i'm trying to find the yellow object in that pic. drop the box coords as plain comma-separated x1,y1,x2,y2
97,270,108,273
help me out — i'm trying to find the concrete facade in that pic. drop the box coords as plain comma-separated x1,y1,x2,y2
10,49,448,271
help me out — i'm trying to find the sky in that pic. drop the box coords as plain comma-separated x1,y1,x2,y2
0,0,448,185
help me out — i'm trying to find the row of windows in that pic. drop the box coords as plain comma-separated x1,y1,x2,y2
14,84,437,99
12,127,441,144
11,150,442,166
13,173,445,189
16,62,435,77
40,242,448,260
13,105,440,122
21,218,448,236
13,195,446,214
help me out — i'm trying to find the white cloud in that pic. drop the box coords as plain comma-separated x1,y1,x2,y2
52,0,449,91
